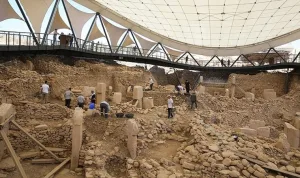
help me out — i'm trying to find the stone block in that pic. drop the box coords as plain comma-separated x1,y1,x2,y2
257,127,270,137
245,92,255,101
85,109,95,117
71,107,83,170
0,103,16,123
240,128,257,137
108,86,113,95
133,86,143,99
294,117,300,130
263,89,276,100
126,120,139,159
284,122,299,148
142,97,154,109
96,83,106,93
199,76,203,83
199,85,205,94
137,98,143,109
113,92,122,104
19,152,40,159
249,120,266,130
225,89,230,97
34,124,48,131
82,86,95,97
275,133,290,152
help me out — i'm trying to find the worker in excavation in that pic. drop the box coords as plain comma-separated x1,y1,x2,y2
190,91,197,109
185,80,190,94
77,94,85,109
149,77,154,90
177,84,184,95
90,91,96,103
64,88,73,108
100,101,110,118
167,95,173,118
41,81,50,104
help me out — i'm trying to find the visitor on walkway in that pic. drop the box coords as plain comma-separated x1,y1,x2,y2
185,80,190,94
186,56,188,64
227,59,230,67
167,95,173,118
64,88,73,108
190,91,197,109
90,91,96,103
149,77,154,90
96,41,100,52
41,81,50,104
69,33,73,47
91,41,95,51
53,29,58,45
221,58,224,67
100,101,110,118
77,94,85,108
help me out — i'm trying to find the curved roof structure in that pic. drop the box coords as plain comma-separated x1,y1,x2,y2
1,0,300,56
75,0,300,55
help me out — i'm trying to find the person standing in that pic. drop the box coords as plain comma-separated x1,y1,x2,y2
149,77,154,90
90,91,96,104
64,88,73,108
185,56,188,64
185,80,190,94
100,101,110,118
91,41,95,51
190,91,197,109
77,94,85,109
53,29,58,45
177,84,184,95
69,33,73,47
227,59,230,67
41,81,50,104
167,95,173,118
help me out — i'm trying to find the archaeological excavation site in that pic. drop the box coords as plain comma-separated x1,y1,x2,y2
0,55,300,178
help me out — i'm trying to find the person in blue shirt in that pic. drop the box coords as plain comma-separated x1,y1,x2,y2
89,102,95,110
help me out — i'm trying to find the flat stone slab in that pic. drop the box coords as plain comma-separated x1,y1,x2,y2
19,151,40,159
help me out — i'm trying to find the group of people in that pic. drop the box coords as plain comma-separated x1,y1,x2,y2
40,81,110,118
52,29,74,47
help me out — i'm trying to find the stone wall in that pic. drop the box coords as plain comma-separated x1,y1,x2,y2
9,124,72,151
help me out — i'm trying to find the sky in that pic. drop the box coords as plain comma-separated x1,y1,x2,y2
1,0,300,70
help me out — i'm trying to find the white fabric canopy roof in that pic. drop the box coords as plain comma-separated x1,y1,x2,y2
0,0,22,22
121,33,134,47
64,0,94,38
19,0,52,33
74,0,300,55
88,22,104,41
49,10,70,33
101,17,127,46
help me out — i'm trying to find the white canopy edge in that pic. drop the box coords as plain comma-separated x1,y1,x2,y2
74,0,300,56
0,0,22,22
88,22,104,41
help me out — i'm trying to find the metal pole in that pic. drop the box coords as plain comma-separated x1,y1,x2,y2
15,0,39,46
241,54,255,66
61,0,79,48
204,55,216,67
272,47,286,63
98,14,112,53
129,30,143,56
259,48,272,66
188,52,201,66
284,68,290,94
175,52,187,63
230,55,242,67
115,30,129,53
147,43,159,57
82,13,97,49
160,43,172,61
292,52,300,63
41,0,60,45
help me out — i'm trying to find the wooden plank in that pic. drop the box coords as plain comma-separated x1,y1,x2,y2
0,114,15,129
0,130,28,178
31,159,59,164
11,120,62,162
45,147,67,152
235,152,300,178
43,158,70,178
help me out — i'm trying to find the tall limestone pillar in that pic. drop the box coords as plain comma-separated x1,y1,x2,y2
71,107,83,170
133,86,143,108
231,75,236,98
96,83,106,105
126,119,139,159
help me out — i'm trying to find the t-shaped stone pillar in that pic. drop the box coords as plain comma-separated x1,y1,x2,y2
96,83,106,105
133,86,143,108
231,75,236,98
126,119,139,159
71,107,83,170
113,92,122,104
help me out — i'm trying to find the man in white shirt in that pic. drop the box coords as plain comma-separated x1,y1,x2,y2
41,81,50,104
149,77,154,90
177,84,184,95
77,94,85,108
167,95,173,118
64,88,73,108
53,29,58,45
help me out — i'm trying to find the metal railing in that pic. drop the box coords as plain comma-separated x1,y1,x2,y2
0,30,299,68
